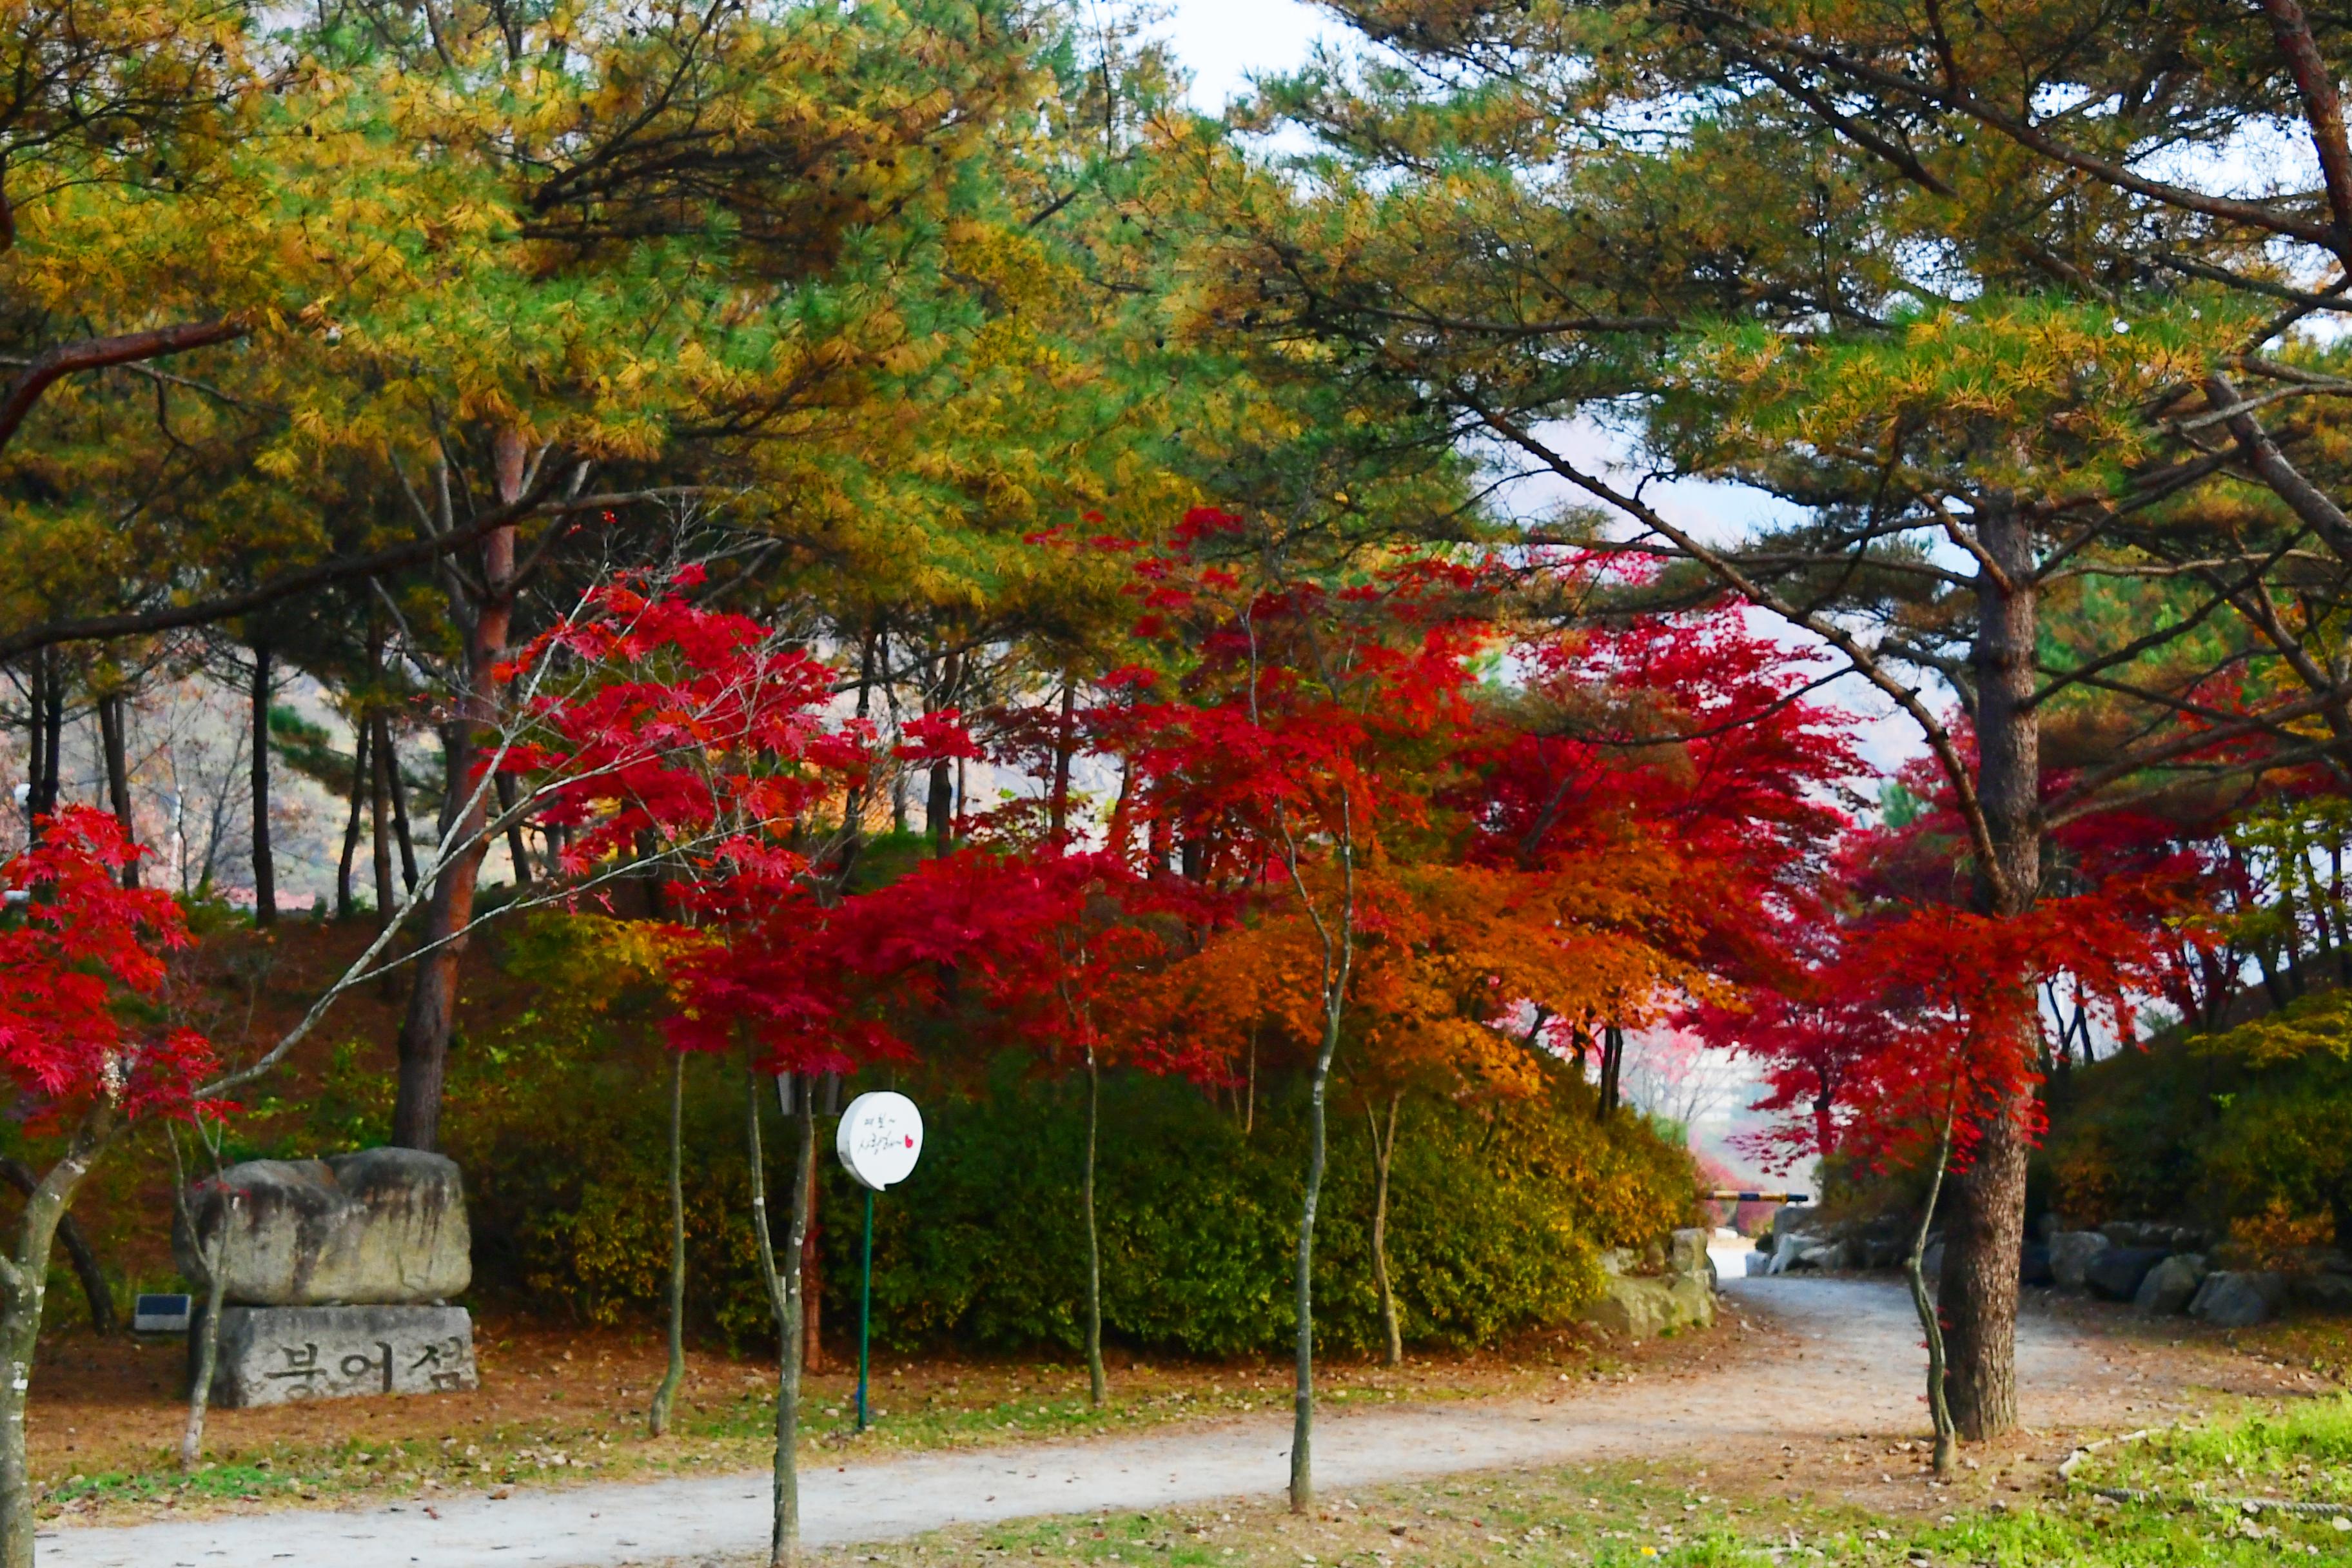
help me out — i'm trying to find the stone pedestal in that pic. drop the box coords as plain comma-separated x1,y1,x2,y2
201,1304,477,1407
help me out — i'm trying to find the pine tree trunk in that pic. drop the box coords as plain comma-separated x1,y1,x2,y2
392,432,525,1152
1049,680,1075,842
649,1052,688,1437
377,713,419,890
497,772,532,887
337,718,370,920
0,1102,118,1568
1367,1093,1402,1368
250,643,275,926
1083,1046,1106,1409
98,692,139,888
1938,500,2041,1445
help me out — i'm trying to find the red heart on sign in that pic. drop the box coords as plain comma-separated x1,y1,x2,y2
904,1135,915,1148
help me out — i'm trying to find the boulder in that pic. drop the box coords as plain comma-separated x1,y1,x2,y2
1921,1240,1945,1281
173,1148,471,1307
1743,1251,1772,1277
2289,1272,2352,1315
1790,1239,1853,1273
2188,1270,2287,1328
2133,1253,2207,1316
1581,1271,1714,1337
2049,1231,2107,1291
2019,1242,2054,1288
201,1304,476,1407
2084,1246,2171,1302
2102,1220,2211,1251
1669,1228,1718,1291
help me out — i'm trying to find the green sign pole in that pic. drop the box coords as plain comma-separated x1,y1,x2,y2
856,1186,875,1432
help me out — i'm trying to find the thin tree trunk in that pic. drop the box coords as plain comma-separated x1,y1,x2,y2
1243,1026,1257,1136
0,1102,119,1568
169,1125,233,1471
925,652,961,858
337,718,370,920
97,692,139,888
1049,679,1076,841
1289,986,1344,1514
1366,1092,1402,1368
745,1064,815,1566
801,1170,823,1374
1905,1093,1961,1477
1083,1046,1106,1409
393,433,525,1152
377,713,419,890
497,771,532,887
649,1052,689,1436
250,643,275,926
1938,500,2041,1445
0,1160,110,1335
21,658,44,838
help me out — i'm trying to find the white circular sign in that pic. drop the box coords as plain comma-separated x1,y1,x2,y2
836,1092,924,1191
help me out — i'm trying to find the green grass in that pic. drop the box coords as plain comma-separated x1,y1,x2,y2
2073,1391,2352,1507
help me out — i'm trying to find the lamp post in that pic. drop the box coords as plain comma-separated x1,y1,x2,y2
834,1091,923,1432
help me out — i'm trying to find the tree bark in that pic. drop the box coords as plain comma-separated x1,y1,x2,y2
926,652,961,858
1366,1092,1403,1367
0,1102,119,1568
1289,978,1345,1513
97,692,139,888
337,717,370,920
649,1052,687,1437
745,1065,815,1566
168,1128,231,1471
391,431,525,1152
1905,1095,1959,1476
1937,500,2041,1445
375,713,418,891
250,643,275,926
1083,1046,1106,1408
0,1159,111,1335
497,772,532,887
1049,679,1076,841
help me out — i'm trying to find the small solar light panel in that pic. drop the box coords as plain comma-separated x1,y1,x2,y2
132,1293,193,1333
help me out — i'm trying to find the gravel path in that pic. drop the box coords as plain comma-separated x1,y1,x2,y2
35,1274,2184,1568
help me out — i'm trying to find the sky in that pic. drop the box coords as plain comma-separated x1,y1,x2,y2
1153,0,1335,110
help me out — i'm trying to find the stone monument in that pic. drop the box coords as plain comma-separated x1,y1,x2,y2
175,1148,478,1407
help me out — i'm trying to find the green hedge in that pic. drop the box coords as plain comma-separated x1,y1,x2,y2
255,916,1698,1359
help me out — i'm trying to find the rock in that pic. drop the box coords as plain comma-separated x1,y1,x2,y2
2188,1271,2287,1328
2084,1246,2171,1302
2019,1242,2053,1288
1921,1240,1945,1281
2049,1231,2107,1291
1790,1239,1852,1273
1743,1251,1772,1277
2289,1272,2352,1315
1669,1227,1717,1291
173,1148,471,1306
2133,1253,2206,1316
1581,1272,1713,1337
2102,1220,2210,1251
200,1304,476,1407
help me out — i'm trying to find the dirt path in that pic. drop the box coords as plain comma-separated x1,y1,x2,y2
36,1275,2242,1568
